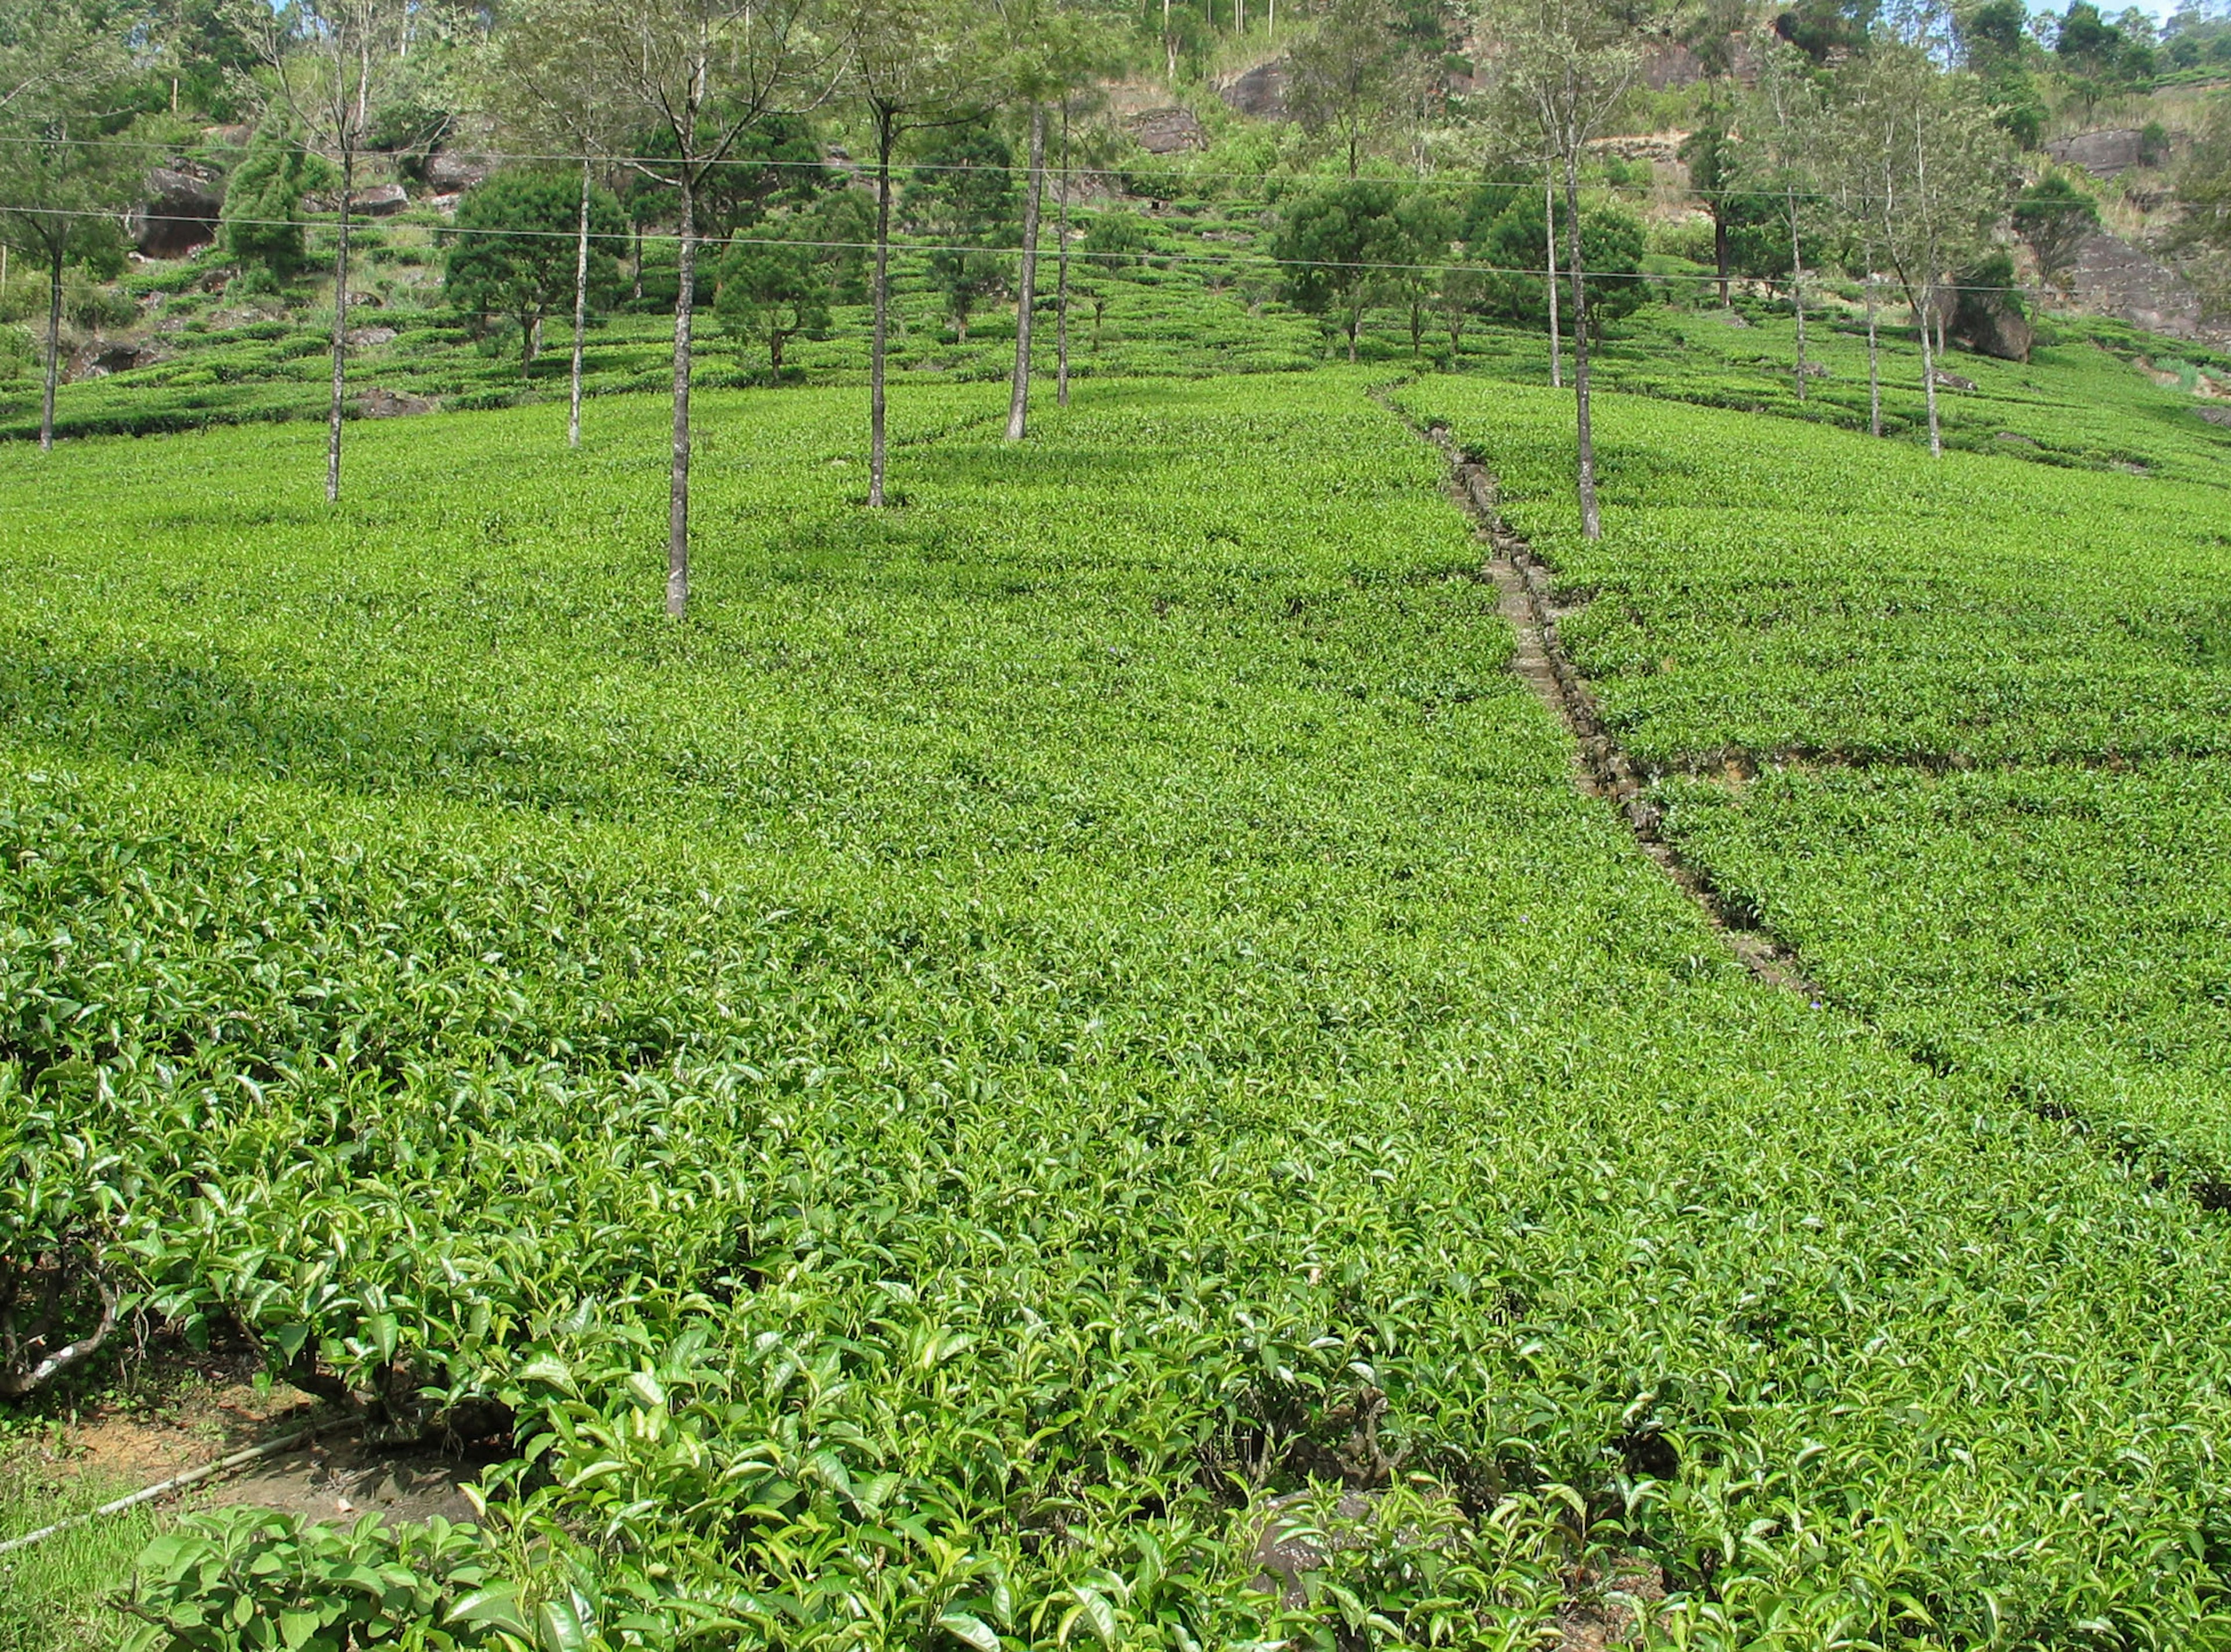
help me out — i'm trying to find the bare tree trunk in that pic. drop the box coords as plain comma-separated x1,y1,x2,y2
1544,174,1561,389
39,246,60,452
870,114,894,508
1788,190,1807,403
668,181,695,616
327,143,353,504
570,157,591,448
521,311,538,378
1715,216,1728,306
1564,150,1600,540
1165,0,1175,82
1865,268,1881,438
1056,104,1072,409
1007,102,1046,441
1919,292,1941,458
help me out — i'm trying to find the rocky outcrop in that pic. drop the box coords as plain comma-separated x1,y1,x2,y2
1127,106,1207,155
2045,128,2160,179
1587,132,1680,166
357,386,436,417
1954,292,2033,362
80,340,167,376
1217,59,1288,120
346,324,398,349
357,182,411,216
425,150,494,193
130,165,223,258
2064,229,2208,340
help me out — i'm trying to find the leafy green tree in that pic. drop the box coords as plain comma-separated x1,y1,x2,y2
1771,0,1876,60
1476,190,1645,336
485,0,638,447
446,170,626,377
2054,1,2155,114
559,0,828,615
236,0,417,502
1475,0,1659,539
1831,45,2010,456
1275,178,1400,361
1386,189,1456,357
715,193,867,375
837,0,984,508
1436,260,1492,358
905,120,1017,342
1075,208,1143,350
1737,41,1828,399
1286,0,1409,176
0,0,138,451
2012,173,2100,293
220,115,330,284
716,238,830,375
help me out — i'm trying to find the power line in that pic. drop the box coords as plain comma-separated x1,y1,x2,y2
0,129,1873,206
0,200,2040,290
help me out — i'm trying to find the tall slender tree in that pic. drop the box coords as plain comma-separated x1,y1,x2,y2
563,0,830,616
1287,0,1407,177
1476,0,1656,539
1834,48,2007,457
0,2,137,452
842,0,981,506
484,0,636,448
237,0,414,503
1739,42,1826,401
997,3,1112,439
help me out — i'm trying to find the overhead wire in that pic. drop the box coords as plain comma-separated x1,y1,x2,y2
0,200,2043,291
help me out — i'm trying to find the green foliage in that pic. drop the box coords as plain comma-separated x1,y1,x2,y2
443,171,626,375
1275,179,1401,357
715,221,841,376
903,123,1017,342
222,120,331,286
7,362,2231,1643
119,1511,495,1651
2013,173,2101,288
1475,192,1647,335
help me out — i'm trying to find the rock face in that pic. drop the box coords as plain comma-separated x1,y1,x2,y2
357,386,436,418
1127,106,1207,155
130,166,224,257
82,341,165,375
1217,59,1288,120
2197,405,2231,428
346,325,398,349
1954,293,2033,362
2045,128,2155,179
357,182,411,216
2064,229,2208,340
425,150,494,193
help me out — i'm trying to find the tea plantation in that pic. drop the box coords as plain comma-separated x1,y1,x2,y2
8,360,2231,1648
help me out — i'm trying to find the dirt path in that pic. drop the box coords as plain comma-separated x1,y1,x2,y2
1404,410,1818,998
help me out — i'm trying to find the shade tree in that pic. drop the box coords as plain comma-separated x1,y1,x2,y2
558,0,832,615
233,0,417,502
0,0,139,452
1276,179,1403,361
444,168,626,377
838,0,984,506
1473,0,1659,539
